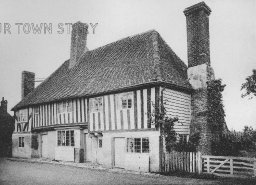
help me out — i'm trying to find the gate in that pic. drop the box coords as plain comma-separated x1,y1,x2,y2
202,155,256,177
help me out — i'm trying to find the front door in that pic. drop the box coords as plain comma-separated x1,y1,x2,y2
42,135,48,158
114,138,125,168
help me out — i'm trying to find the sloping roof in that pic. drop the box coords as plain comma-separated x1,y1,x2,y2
13,30,191,110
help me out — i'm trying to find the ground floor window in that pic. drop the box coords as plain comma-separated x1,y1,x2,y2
98,138,102,148
57,130,74,146
178,134,189,143
127,137,149,153
19,137,24,147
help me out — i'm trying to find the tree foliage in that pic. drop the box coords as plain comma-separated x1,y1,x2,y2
241,69,256,98
207,79,226,132
211,126,256,156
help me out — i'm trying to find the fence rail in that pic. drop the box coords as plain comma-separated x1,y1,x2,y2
202,155,256,177
162,151,256,178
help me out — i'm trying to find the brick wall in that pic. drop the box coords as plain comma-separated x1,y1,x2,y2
69,22,88,69
184,2,214,154
21,71,35,99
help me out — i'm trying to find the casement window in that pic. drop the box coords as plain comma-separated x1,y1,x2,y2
34,107,39,123
66,101,72,112
57,130,74,146
122,98,132,109
17,109,28,122
57,101,73,114
120,93,133,109
18,137,24,147
98,138,102,148
127,137,149,153
90,97,103,112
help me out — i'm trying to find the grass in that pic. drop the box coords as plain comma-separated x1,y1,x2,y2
157,171,256,185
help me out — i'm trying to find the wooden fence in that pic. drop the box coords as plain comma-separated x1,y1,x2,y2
162,151,201,173
202,155,256,177
162,151,256,177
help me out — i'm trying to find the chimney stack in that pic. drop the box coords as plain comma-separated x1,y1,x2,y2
0,97,7,113
184,2,214,89
69,22,89,69
184,2,215,154
184,1,211,68
21,71,35,99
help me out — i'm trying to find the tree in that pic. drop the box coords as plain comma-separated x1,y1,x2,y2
242,126,256,151
241,69,256,98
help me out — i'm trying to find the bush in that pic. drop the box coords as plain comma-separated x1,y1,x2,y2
175,132,200,152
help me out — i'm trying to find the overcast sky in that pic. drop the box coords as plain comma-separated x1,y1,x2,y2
0,0,255,131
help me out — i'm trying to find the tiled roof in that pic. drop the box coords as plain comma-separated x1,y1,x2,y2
13,30,191,110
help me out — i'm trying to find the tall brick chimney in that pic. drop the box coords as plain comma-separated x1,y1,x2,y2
184,2,215,154
0,97,7,113
21,71,35,99
69,22,88,69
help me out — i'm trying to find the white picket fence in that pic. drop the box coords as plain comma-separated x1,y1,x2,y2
163,152,256,177
162,151,202,173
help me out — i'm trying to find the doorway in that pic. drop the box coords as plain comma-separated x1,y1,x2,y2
114,137,125,168
41,134,48,158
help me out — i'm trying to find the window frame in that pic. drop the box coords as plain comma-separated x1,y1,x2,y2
120,94,133,110
17,109,28,122
18,137,24,147
127,137,149,153
90,97,103,112
98,138,102,148
57,101,73,114
57,130,75,147
34,107,39,124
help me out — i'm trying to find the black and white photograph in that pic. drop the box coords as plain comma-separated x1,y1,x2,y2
0,0,256,184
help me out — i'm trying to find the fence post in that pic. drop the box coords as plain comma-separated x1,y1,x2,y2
254,159,256,177
197,152,202,174
190,152,192,172
193,152,195,172
230,159,233,175
207,156,210,173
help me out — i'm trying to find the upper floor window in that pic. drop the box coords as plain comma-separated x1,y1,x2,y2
16,109,28,122
34,107,39,115
122,98,132,109
57,101,72,114
34,107,39,124
90,97,103,112
120,93,133,109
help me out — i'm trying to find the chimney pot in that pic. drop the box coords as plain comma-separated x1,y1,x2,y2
69,22,89,69
1,97,7,113
184,2,211,16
